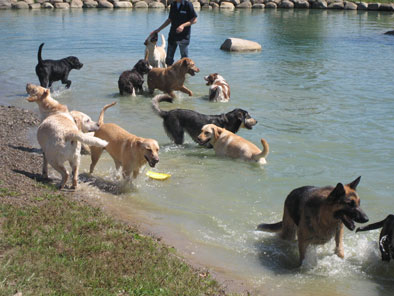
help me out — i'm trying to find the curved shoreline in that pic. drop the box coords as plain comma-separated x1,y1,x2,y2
1,0,394,12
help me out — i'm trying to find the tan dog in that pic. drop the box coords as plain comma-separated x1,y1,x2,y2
144,32,166,68
26,83,68,120
257,177,369,265
89,102,160,181
37,108,108,189
147,57,200,98
197,124,269,164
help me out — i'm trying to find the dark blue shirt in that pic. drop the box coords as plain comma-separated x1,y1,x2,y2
168,0,197,42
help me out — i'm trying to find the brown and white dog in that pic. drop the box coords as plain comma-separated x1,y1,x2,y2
204,73,230,102
257,177,369,265
147,57,200,98
197,124,269,164
144,32,166,68
89,102,160,182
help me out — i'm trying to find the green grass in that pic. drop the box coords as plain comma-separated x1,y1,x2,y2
0,188,229,296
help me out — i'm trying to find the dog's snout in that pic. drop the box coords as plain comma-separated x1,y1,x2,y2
355,208,369,223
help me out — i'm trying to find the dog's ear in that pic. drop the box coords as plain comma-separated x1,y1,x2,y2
328,183,346,201
73,114,82,131
348,176,361,190
213,126,222,139
43,89,50,99
236,110,245,121
144,39,148,46
182,58,189,68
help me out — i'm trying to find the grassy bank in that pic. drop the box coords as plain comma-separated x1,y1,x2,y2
0,184,229,296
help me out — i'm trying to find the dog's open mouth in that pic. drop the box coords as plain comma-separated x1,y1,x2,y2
197,137,210,146
335,209,369,231
188,68,199,76
340,214,356,231
145,156,158,168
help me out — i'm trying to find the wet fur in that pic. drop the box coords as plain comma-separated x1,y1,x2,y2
118,59,152,96
152,94,257,145
257,177,369,265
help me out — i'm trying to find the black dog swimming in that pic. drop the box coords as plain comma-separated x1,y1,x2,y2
152,94,258,145
35,43,83,89
118,59,152,96
356,215,394,262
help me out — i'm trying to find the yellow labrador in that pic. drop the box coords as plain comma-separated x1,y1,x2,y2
198,124,269,164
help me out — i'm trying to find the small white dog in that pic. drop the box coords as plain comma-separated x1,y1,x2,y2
204,73,230,102
144,32,166,68
37,110,108,189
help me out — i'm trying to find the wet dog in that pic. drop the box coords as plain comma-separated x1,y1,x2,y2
35,43,83,89
197,124,269,164
152,94,257,145
37,108,107,189
118,59,152,96
144,32,166,68
356,215,394,262
147,57,199,98
89,102,160,181
204,73,230,102
257,177,369,265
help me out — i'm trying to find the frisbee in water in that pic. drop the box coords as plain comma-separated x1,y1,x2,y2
146,171,171,181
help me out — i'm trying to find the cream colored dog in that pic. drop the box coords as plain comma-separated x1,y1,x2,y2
37,109,108,189
89,102,160,181
144,32,166,68
197,124,269,164
26,83,68,120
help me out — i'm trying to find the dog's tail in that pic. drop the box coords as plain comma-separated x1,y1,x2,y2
356,216,389,233
38,43,44,64
66,131,108,148
98,101,117,126
151,94,173,118
160,34,166,49
256,221,282,232
253,138,269,162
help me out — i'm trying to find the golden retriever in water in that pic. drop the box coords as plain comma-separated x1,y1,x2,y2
197,124,269,164
147,57,199,98
89,102,160,181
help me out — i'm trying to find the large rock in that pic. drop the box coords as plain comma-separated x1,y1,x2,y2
70,0,83,7
134,0,148,7
237,0,251,7
220,38,261,52
379,3,393,11
294,0,309,8
29,2,42,7
54,2,70,7
367,3,379,10
12,1,29,8
252,3,264,8
0,0,12,9
42,2,54,7
344,1,356,9
201,3,211,8
264,1,276,8
192,1,200,8
279,0,294,8
210,1,219,7
98,0,113,7
149,1,164,7
220,1,234,9
114,0,132,7
83,0,98,7
311,0,327,8
328,1,344,9
357,1,367,9
384,30,394,35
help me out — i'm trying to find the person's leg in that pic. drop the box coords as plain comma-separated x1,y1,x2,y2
166,41,177,66
179,39,190,58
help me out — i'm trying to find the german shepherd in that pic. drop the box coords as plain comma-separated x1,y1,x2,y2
356,214,394,262
257,177,369,265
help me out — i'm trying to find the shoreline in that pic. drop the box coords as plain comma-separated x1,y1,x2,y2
1,0,394,12
0,104,252,295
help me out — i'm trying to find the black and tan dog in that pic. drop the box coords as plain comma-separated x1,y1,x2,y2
35,43,83,89
356,215,394,262
152,94,257,145
257,177,369,265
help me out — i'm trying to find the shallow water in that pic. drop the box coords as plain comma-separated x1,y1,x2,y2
1,8,394,296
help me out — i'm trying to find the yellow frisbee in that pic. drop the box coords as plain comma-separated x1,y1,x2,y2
146,170,171,181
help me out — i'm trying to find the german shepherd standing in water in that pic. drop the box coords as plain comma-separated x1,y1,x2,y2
257,177,369,265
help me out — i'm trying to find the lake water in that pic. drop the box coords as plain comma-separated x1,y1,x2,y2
1,8,394,296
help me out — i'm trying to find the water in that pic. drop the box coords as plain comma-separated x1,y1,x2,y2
1,8,394,296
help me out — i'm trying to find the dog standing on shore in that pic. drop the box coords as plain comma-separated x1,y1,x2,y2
257,177,369,265
35,43,83,89
204,73,230,102
356,214,394,262
144,32,166,68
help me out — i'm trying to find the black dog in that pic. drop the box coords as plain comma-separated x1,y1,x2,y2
35,43,83,88
118,59,152,96
152,94,258,145
356,215,394,262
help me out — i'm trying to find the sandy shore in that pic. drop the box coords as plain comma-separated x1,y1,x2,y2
0,104,252,295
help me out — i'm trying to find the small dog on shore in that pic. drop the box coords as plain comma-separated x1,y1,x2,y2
356,214,394,262
144,32,166,68
35,43,83,89
118,59,152,96
204,73,230,102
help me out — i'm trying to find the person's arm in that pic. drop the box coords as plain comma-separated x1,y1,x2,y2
151,18,172,35
176,17,197,33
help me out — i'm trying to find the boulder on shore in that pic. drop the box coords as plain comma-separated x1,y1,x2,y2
220,38,262,52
